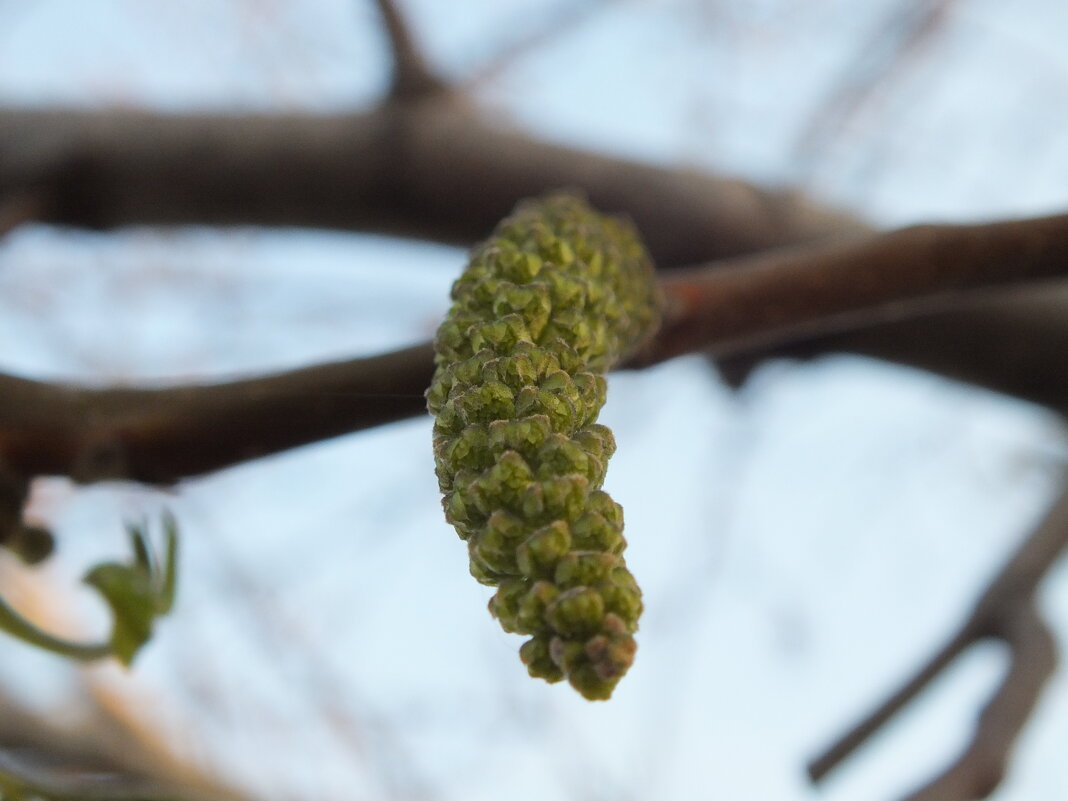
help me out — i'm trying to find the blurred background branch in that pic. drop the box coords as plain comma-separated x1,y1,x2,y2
810,480,1068,799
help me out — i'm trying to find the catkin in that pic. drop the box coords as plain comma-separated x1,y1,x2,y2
427,193,661,699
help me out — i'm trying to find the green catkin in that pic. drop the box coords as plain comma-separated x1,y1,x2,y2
427,193,661,700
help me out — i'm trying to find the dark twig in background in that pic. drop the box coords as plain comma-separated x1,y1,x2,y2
0,106,863,263
370,0,449,99
0,693,249,801
810,482,1067,800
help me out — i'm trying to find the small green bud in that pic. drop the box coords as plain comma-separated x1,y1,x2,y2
571,511,625,554
455,381,516,425
520,634,563,682
470,314,532,355
443,424,492,474
514,386,576,433
486,352,539,392
467,451,534,516
516,520,572,578
534,434,590,481
540,475,589,520
516,580,561,634
574,424,616,462
545,586,605,639
488,578,527,633
488,415,552,457
554,551,620,588
572,373,608,425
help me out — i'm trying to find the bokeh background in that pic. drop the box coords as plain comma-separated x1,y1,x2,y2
1,1,1067,799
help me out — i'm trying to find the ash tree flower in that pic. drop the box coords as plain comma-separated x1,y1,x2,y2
427,193,661,700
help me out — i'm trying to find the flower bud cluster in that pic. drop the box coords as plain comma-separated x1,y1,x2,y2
428,194,660,699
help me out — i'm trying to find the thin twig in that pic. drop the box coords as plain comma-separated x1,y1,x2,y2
902,604,1056,801
806,625,978,783
369,0,448,100
809,483,1068,799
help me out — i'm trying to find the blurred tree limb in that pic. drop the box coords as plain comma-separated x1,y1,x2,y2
370,0,449,100
2,101,1066,416
0,104,863,265
0,212,1066,485
810,480,1067,801
0,695,250,801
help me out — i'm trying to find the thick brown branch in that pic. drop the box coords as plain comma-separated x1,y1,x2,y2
2,212,1067,485
0,106,867,266
7,106,1068,414
649,212,1068,364
809,484,1068,798
0,190,44,237
717,283,1068,413
0,344,433,485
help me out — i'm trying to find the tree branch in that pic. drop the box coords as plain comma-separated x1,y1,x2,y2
369,0,449,100
0,343,433,485
0,694,249,801
809,482,1068,799
717,283,1068,414
2,211,1067,485
647,212,1068,363
903,603,1056,801
0,189,45,237
6,104,1068,415
0,106,867,265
